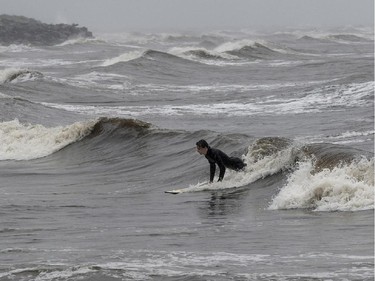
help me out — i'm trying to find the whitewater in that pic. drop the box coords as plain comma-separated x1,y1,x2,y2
0,26,373,281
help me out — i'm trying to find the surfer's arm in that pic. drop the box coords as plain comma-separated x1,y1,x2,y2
209,161,216,183
217,161,225,182
214,154,226,181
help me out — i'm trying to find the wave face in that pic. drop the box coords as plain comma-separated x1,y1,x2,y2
0,26,373,281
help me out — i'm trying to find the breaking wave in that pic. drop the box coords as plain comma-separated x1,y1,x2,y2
269,157,374,212
0,68,43,84
98,39,301,68
0,119,96,160
265,140,374,212
0,117,151,161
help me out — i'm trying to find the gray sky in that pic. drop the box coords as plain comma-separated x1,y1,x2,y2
0,0,373,32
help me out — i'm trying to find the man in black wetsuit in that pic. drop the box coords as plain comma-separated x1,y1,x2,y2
196,139,246,183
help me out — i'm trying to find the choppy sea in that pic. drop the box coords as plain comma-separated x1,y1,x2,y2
0,26,374,281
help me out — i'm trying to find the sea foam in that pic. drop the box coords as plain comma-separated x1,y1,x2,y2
269,157,374,211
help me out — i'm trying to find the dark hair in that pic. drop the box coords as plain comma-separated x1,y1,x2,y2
196,139,209,148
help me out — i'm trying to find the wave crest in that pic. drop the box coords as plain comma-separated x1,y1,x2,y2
0,117,151,161
0,68,43,84
0,119,96,161
90,117,151,136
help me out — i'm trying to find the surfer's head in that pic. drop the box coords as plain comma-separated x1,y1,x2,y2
196,139,209,155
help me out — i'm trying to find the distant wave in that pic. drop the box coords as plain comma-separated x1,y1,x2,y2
226,43,279,59
169,46,238,61
40,81,374,118
299,33,373,43
0,68,43,84
327,34,372,42
298,36,331,43
169,40,315,65
299,130,375,146
177,48,235,61
56,37,105,46
0,44,41,53
99,49,204,68
142,49,203,64
185,49,224,60
99,40,296,69
214,40,289,59
101,51,144,66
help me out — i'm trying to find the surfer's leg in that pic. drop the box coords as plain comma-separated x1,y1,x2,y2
230,157,246,171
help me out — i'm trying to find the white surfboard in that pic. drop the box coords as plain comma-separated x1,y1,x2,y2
164,182,210,194
164,182,230,194
164,189,185,194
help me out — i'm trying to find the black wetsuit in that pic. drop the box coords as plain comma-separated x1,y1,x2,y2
205,147,246,182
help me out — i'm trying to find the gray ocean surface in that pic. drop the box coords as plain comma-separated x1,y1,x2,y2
0,26,374,280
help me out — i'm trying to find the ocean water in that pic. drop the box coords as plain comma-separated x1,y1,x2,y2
0,26,374,281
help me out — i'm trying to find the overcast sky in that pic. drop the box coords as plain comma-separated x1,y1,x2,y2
0,0,373,32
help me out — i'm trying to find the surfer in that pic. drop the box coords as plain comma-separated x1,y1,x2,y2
196,139,246,183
